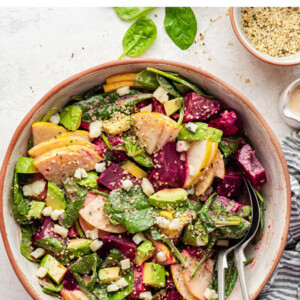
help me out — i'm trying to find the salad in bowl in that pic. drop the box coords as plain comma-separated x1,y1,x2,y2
11,67,266,300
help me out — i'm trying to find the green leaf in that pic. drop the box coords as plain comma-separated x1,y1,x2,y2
219,137,244,158
15,157,37,174
76,171,98,189
114,7,154,21
20,225,37,261
102,249,123,268
119,16,157,59
39,277,63,294
164,7,197,50
104,186,155,233
133,70,159,91
42,107,57,122
156,74,181,97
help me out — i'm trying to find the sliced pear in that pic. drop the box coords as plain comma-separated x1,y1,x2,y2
106,73,137,84
184,140,212,188
32,122,68,146
182,250,214,300
120,160,148,179
33,145,101,184
214,149,225,179
59,130,91,141
79,194,126,233
170,265,198,300
103,81,134,93
206,142,218,168
61,289,90,300
132,112,181,154
28,136,96,158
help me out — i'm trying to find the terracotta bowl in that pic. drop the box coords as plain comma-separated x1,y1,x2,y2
0,59,290,299
230,7,300,66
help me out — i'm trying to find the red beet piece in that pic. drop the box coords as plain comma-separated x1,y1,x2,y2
150,142,186,190
32,218,62,243
63,269,79,291
218,196,243,213
136,99,151,109
102,235,137,261
129,266,148,299
164,289,183,300
80,122,90,131
182,92,220,123
185,247,206,259
152,98,166,115
97,163,141,190
237,144,266,189
148,169,170,192
209,110,242,137
67,224,79,238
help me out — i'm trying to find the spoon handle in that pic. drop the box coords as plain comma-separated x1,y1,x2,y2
217,250,229,300
235,247,250,300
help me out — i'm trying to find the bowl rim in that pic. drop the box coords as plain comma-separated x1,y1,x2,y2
229,7,300,66
0,58,291,299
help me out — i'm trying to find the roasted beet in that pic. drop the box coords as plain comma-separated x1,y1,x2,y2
93,135,127,163
68,224,79,238
218,196,243,213
80,122,90,131
182,92,220,123
136,99,151,109
150,142,185,190
164,289,183,300
32,218,62,243
215,166,243,198
101,235,137,261
237,144,266,189
152,98,166,115
129,266,148,299
185,247,206,259
97,163,141,190
209,110,242,137
63,269,78,291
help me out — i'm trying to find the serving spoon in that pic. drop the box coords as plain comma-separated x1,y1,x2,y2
217,178,261,300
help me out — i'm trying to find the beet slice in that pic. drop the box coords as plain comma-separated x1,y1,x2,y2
63,269,79,291
152,98,166,115
218,196,243,213
209,110,242,137
97,163,141,190
149,142,185,191
164,289,184,300
136,99,151,109
237,144,266,189
129,266,148,299
67,224,79,238
80,122,90,131
182,92,220,123
32,218,63,243
101,235,137,261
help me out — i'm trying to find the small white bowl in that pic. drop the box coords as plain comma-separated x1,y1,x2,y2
230,7,300,66
279,79,300,129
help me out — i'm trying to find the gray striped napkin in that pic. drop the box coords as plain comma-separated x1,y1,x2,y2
258,132,300,300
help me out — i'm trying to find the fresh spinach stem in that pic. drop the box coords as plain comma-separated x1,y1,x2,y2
102,133,112,149
162,238,187,268
42,107,57,122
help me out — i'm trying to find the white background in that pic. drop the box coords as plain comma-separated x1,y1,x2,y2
0,7,299,299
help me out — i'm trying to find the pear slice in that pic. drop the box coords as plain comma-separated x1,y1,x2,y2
206,142,218,168
184,140,212,188
214,149,225,179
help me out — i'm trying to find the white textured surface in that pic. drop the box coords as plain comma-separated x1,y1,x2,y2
0,7,299,299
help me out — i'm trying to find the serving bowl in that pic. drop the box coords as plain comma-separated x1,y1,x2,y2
0,59,290,299
230,7,300,66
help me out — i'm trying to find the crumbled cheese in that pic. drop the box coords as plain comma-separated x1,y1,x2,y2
120,258,131,270
31,248,46,259
180,153,186,161
122,179,133,191
74,168,88,180
90,239,103,252
115,277,129,289
36,267,48,278
85,228,99,240
116,86,130,96
139,291,152,299
216,240,229,247
107,283,120,292
196,236,207,247
42,206,53,217
22,180,46,197
168,218,181,230
53,224,68,238
176,141,190,152
186,122,198,133
132,232,147,245
188,165,196,176
141,178,154,196
140,104,152,113
156,216,171,229
51,209,65,221
89,120,102,138
95,162,106,173
187,186,195,195
153,86,169,104
204,287,218,300
49,113,60,125
157,251,167,262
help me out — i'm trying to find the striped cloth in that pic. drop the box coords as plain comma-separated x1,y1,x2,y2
258,132,300,300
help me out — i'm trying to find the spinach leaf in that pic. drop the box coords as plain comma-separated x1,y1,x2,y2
147,67,211,97
164,7,197,50
114,7,154,21
20,225,37,261
76,171,98,189
119,16,157,59
156,74,181,97
104,186,155,233
39,277,63,294
133,70,159,91
34,237,66,254
102,249,123,268
69,253,98,291
219,137,244,158
173,81,191,94
61,179,87,228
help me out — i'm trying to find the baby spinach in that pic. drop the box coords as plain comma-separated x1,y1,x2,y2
119,16,157,59
102,249,123,268
20,225,37,261
164,7,197,50
114,7,154,21
156,74,181,97
219,137,244,158
39,277,63,295
104,186,155,233
133,70,159,91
